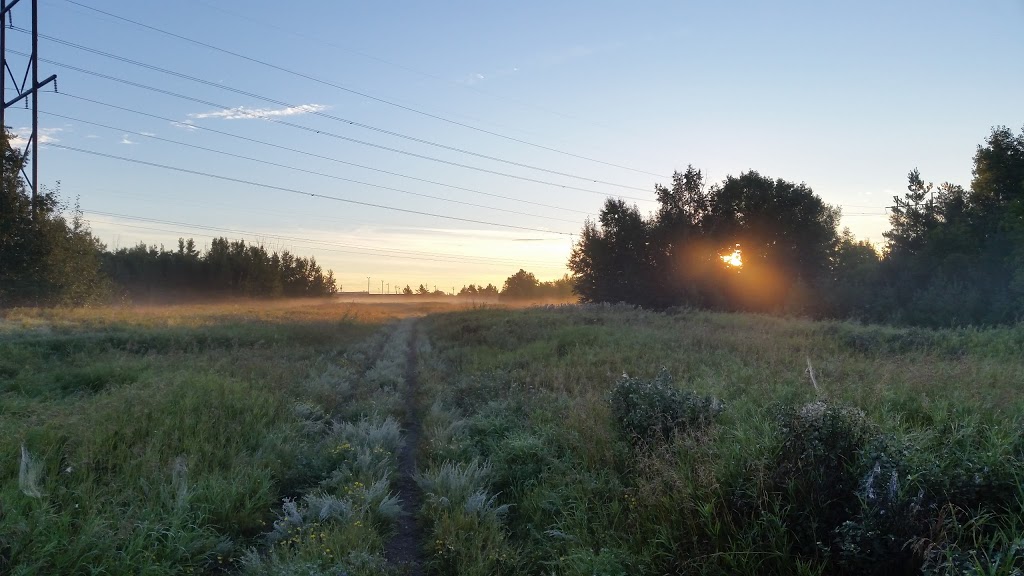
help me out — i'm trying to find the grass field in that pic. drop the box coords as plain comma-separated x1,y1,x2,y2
3,300,1023,575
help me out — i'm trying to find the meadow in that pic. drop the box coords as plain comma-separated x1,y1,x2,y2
3,300,1023,575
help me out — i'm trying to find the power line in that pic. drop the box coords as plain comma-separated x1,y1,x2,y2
71,184,572,242
16,49,655,203
48,143,576,236
54,92,591,216
192,0,632,139
93,220,567,271
39,110,581,225
18,29,657,195
60,0,669,179
85,211,565,268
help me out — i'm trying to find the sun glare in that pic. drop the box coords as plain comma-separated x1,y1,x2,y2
721,246,743,268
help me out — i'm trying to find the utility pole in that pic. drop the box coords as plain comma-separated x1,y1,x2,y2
1,0,58,220
366,276,370,294
380,280,383,294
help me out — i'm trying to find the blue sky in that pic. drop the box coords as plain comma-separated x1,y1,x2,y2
6,0,1023,292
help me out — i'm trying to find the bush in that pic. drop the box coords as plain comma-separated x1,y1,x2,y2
609,369,723,443
770,400,874,556
833,438,927,575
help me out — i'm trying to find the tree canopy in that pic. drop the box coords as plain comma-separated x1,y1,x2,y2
2,129,337,305
569,125,1024,326
1,131,109,307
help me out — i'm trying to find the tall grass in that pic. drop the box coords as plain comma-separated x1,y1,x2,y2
415,304,1024,575
0,301,415,575
5,301,1021,574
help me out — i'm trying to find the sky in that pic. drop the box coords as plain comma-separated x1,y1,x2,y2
5,0,1023,293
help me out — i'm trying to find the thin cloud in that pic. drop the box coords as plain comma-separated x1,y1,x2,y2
170,119,198,131
189,103,328,120
9,126,62,146
120,134,136,145
85,134,100,139
140,131,157,137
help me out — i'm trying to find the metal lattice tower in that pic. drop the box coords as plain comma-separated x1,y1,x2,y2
2,0,57,219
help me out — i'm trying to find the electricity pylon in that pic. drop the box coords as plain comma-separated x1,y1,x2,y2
2,0,58,219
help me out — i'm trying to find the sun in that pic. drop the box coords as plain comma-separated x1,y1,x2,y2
720,246,742,268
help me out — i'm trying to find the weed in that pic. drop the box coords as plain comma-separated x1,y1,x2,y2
610,368,724,444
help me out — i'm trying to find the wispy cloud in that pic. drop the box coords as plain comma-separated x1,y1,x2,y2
9,126,62,146
189,103,328,120
170,119,198,131
140,131,157,137
120,134,135,145
85,134,100,139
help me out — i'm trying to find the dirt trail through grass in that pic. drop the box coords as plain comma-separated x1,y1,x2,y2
386,320,425,575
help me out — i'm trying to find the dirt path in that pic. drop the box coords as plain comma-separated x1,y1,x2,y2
386,320,424,575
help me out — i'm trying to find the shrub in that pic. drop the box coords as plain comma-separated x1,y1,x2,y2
609,369,723,443
770,400,874,557
833,439,927,575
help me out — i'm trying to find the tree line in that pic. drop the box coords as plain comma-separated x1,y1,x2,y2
104,238,337,300
2,130,336,306
393,271,573,301
570,126,1024,326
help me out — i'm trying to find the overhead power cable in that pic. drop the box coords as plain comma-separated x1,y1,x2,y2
85,210,565,268
16,50,655,203
92,219,567,271
61,0,669,179
19,29,656,195
193,0,636,140
40,110,581,225
54,92,590,215
48,143,576,236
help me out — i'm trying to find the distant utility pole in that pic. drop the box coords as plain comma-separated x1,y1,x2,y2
366,276,370,294
1,0,58,220
381,280,383,294
386,282,389,294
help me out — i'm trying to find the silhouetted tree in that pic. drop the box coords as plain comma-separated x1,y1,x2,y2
875,125,1024,325
570,126,1023,325
571,170,839,312
102,237,336,300
500,269,540,300
569,199,655,305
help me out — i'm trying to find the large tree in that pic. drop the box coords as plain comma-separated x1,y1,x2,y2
570,169,839,312
879,125,1024,325
569,198,655,305
1,131,108,306
500,269,539,300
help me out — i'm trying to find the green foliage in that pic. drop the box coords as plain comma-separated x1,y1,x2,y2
416,306,1024,575
768,401,874,557
103,237,337,300
570,126,1024,326
416,460,515,576
498,270,574,301
2,130,335,307
571,168,842,311
1,131,110,307
0,306,411,574
609,369,724,443
458,282,499,298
